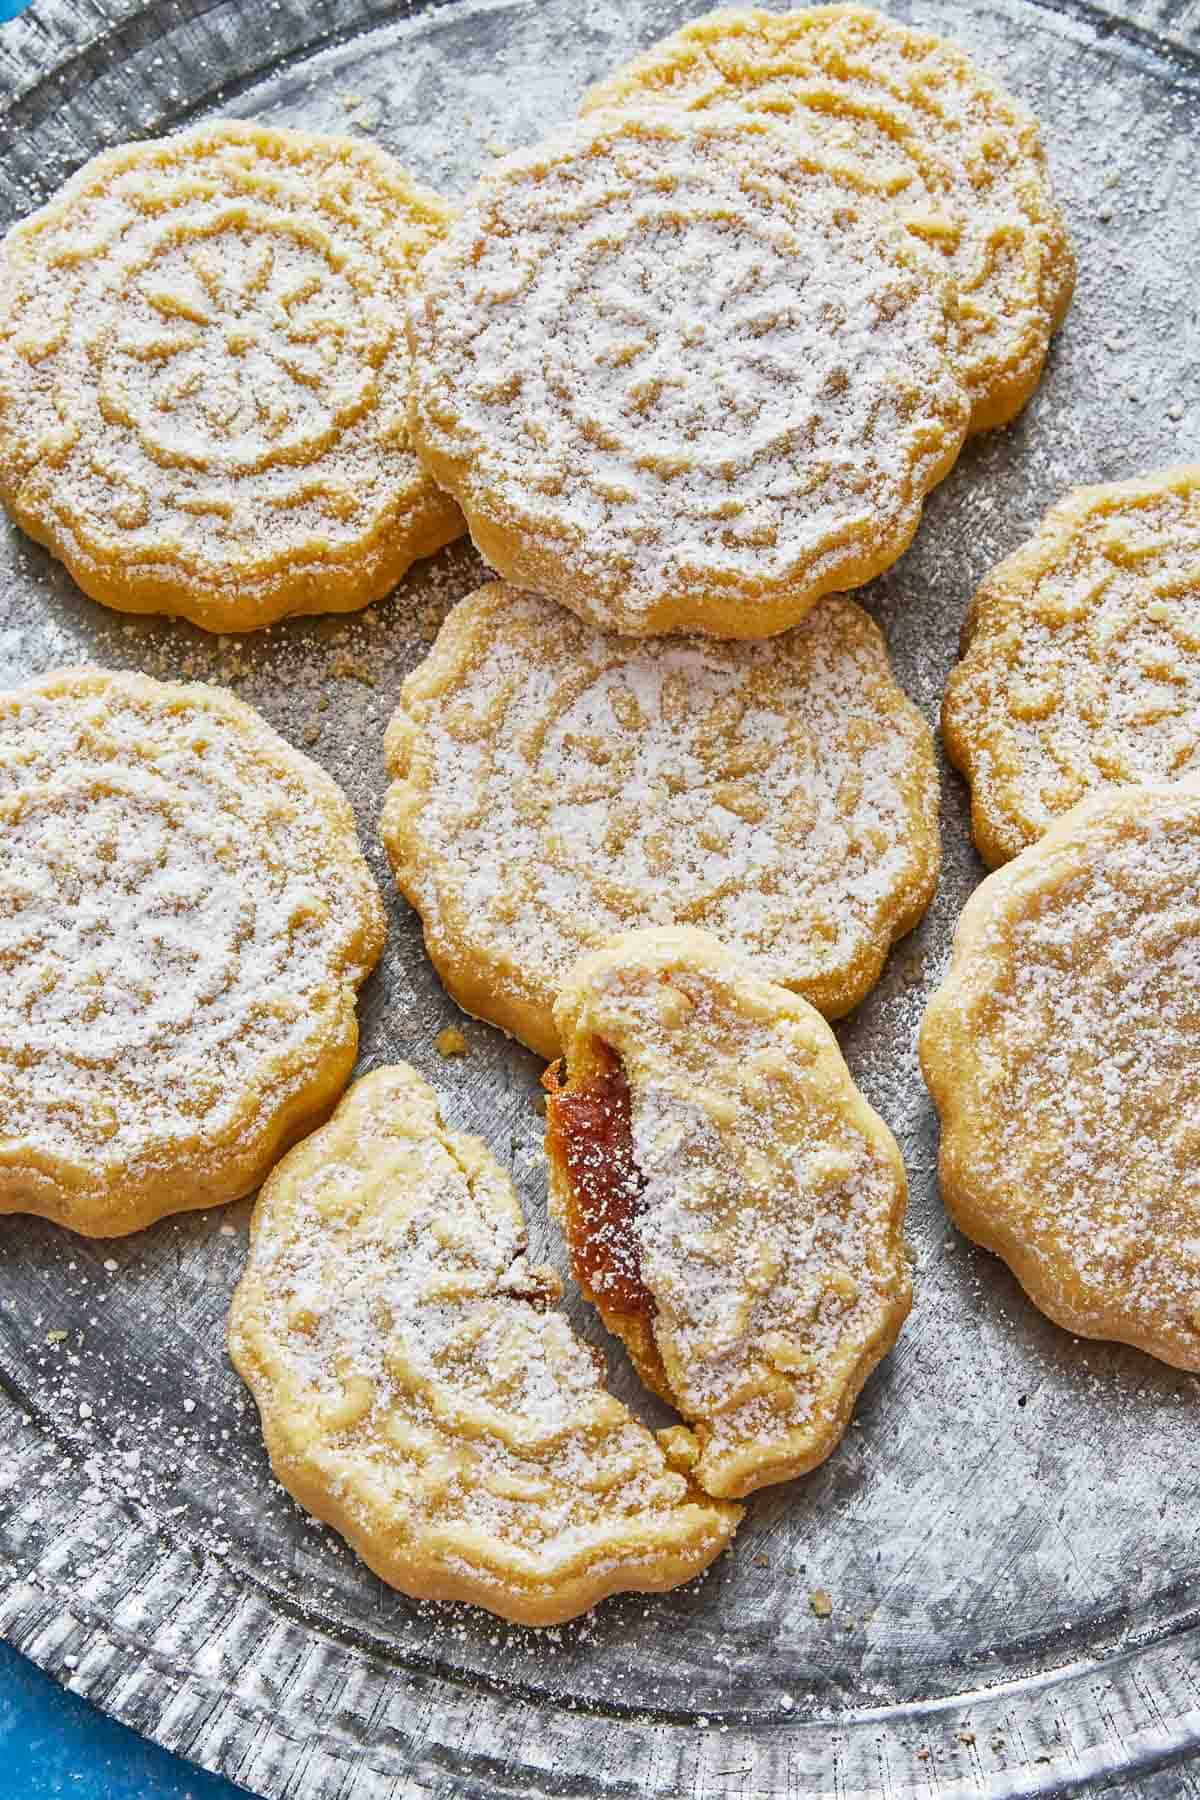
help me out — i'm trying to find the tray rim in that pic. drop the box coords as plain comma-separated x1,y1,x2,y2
2,0,1200,1794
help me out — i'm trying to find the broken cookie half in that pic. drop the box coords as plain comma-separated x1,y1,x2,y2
545,928,911,1500
229,1064,740,1625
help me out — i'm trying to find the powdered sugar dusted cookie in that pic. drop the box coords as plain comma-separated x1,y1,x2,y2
545,928,911,1498
921,781,1200,1369
0,123,464,632
584,5,1074,435
229,1065,741,1625
0,668,385,1236
944,467,1200,867
381,583,939,1057
408,108,969,639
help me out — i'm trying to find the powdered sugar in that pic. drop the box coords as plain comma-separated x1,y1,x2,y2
921,783,1200,1364
230,1065,737,1620
944,469,1200,863
0,123,461,628
583,3,1075,434
0,667,383,1225
550,929,910,1498
384,583,939,1052
408,106,969,633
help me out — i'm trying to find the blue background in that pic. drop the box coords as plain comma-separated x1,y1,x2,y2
0,0,243,1777
0,1642,246,1797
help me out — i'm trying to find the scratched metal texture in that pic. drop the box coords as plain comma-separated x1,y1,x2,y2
1,0,1200,1794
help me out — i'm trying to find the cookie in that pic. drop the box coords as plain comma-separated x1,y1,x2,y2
407,107,969,639
943,467,1200,867
382,583,939,1057
583,5,1074,436
0,667,385,1236
228,1065,741,1625
544,927,911,1498
0,123,464,632
920,781,1200,1370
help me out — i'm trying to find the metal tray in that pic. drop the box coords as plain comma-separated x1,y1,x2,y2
2,0,1200,1794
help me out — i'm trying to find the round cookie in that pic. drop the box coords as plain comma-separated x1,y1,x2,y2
544,927,912,1499
407,107,970,639
381,582,940,1058
0,123,464,632
944,466,1200,867
229,1064,741,1625
0,667,385,1236
920,781,1200,1370
583,4,1075,436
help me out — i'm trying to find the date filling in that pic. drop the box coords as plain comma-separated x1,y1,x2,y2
544,1043,653,1319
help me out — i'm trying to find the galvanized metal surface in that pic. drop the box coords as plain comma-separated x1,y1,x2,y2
1,0,1200,1793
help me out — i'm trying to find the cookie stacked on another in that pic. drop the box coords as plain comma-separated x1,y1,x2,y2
545,928,912,1500
408,106,971,638
406,7,1073,638
921,470,1200,1370
583,4,1075,437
